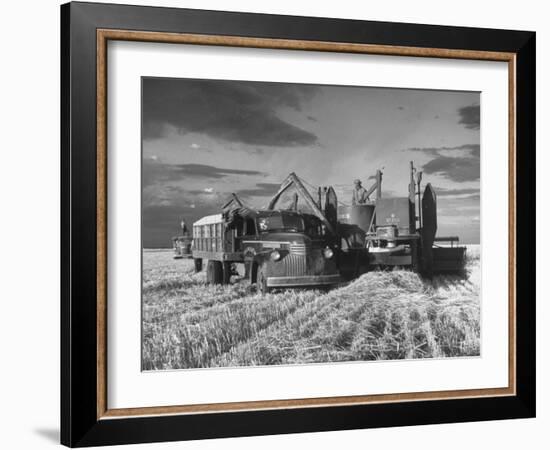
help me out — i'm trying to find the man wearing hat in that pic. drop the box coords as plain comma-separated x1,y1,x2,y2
352,179,369,205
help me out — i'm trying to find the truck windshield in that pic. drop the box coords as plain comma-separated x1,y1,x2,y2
257,215,304,233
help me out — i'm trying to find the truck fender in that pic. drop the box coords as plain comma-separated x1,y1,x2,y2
249,254,269,283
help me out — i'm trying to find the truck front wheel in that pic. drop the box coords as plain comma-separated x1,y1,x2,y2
222,261,232,284
194,258,203,272
206,260,223,284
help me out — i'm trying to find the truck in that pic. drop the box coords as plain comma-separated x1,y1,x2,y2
191,162,466,292
191,176,342,293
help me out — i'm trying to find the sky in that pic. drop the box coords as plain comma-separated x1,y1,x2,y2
142,77,480,247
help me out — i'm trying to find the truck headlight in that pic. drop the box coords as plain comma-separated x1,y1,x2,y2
270,250,281,261
323,247,334,259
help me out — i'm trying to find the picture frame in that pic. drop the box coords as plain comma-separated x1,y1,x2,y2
61,1,535,447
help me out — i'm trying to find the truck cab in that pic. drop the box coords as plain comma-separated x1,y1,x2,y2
241,210,341,293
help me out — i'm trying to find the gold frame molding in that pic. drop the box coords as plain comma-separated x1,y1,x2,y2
96,29,516,420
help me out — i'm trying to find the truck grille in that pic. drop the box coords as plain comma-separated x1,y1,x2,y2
290,243,309,256
283,254,307,276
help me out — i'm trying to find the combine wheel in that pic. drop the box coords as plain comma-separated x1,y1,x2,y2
206,260,223,284
410,241,420,273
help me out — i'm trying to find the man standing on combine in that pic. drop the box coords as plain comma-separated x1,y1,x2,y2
352,179,369,205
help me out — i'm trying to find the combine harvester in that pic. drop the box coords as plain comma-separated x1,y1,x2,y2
190,162,466,292
338,162,466,278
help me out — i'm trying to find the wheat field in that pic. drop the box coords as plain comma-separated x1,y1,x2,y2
142,246,480,370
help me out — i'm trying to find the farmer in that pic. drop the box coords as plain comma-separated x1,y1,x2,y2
352,179,369,205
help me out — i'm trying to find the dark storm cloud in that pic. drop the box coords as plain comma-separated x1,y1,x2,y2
143,159,264,187
143,191,229,247
143,204,207,248
143,204,186,247
458,104,480,130
171,164,263,179
422,157,479,182
407,144,480,182
143,204,188,229
142,78,319,147
142,159,170,187
238,182,281,198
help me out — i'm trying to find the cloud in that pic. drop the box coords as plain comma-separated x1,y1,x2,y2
171,164,263,179
143,159,264,187
458,104,480,130
142,78,319,147
422,157,479,182
238,182,281,198
407,144,480,182
190,143,200,149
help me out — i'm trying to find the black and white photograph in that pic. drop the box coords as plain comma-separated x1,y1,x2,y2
0,0,542,447
141,77,481,371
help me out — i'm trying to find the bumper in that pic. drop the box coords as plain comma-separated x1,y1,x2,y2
369,253,412,266
267,274,342,288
